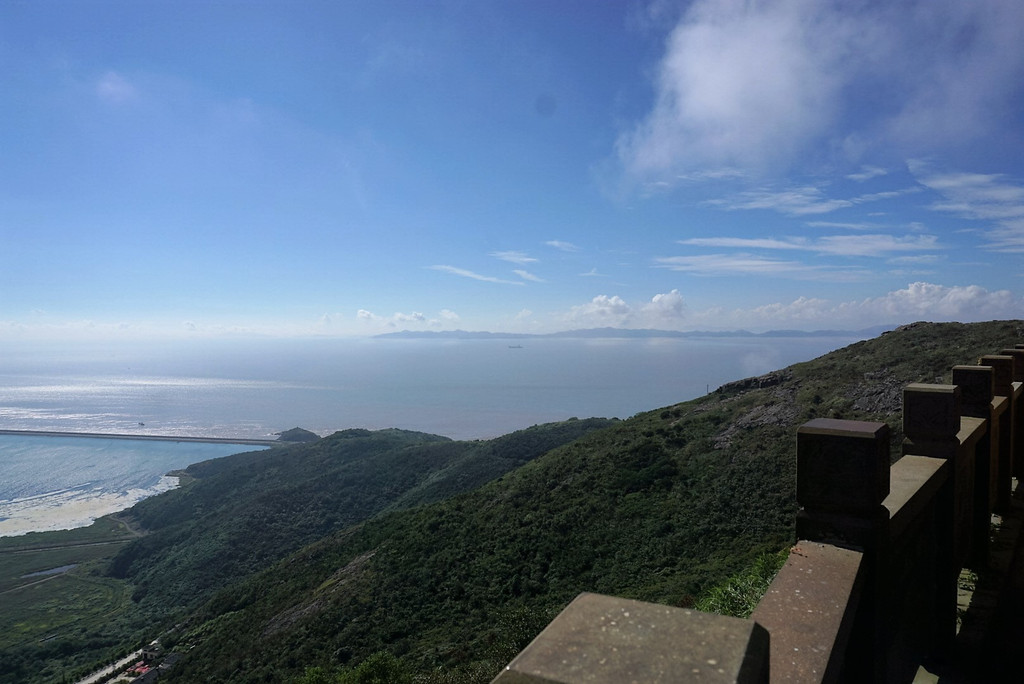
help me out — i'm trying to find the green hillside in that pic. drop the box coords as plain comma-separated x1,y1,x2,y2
0,419,613,684
154,320,1024,682
111,420,617,619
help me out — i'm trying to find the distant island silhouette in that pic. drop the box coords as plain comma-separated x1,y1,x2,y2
374,325,892,340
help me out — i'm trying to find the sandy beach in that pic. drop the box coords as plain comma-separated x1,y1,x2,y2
0,475,181,537
0,431,275,538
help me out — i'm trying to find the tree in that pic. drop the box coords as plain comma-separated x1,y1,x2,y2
338,651,411,684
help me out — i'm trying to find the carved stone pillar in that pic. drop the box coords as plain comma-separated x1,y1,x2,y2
999,348,1024,479
902,383,962,654
796,418,890,682
979,355,1014,512
952,365,995,567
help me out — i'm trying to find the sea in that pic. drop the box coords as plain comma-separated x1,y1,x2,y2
0,334,867,537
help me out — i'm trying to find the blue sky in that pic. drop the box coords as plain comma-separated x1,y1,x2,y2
2,0,1023,340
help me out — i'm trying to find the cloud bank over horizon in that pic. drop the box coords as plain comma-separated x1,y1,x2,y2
557,282,1020,334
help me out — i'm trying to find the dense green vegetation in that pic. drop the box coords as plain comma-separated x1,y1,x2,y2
277,427,321,443
0,418,612,684
1,320,1020,683
110,420,614,618
694,550,790,618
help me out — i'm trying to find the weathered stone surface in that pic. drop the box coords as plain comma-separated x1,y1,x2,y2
978,355,1014,397
751,542,864,684
884,455,947,540
797,419,890,514
951,366,994,418
903,384,960,441
999,349,1024,381
492,593,769,683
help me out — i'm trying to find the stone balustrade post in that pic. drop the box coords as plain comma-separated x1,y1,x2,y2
999,348,1024,479
952,365,995,567
795,418,890,682
978,355,1014,512
901,383,962,655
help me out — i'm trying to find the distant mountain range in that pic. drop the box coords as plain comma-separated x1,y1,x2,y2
374,325,894,340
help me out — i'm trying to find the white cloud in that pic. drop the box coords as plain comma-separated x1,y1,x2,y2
619,1,1024,179
858,282,1018,320
679,233,939,257
814,234,939,257
881,3,1024,154
96,71,137,104
852,187,922,204
355,308,460,330
847,166,889,182
513,269,545,283
545,240,580,252
643,289,687,321
910,161,1024,252
743,296,834,325
708,184,920,217
618,0,847,176
709,186,853,215
655,253,831,278
491,251,538,265
805,221,878,231
680,237,806,250
675,235,937,255
887,254,941,265
663,232,939,277
676,168,747,182
565,290,690,329
569,295,632,325
550,282,1014,332
430,265,525,285
692,282,1021,330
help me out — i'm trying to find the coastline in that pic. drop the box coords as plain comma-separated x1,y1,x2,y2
0,428,279,447
0,432,277,537
0,475,182,538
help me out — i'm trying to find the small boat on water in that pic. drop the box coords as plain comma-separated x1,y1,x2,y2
508,344,523,349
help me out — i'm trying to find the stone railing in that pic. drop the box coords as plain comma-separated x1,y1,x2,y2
492,344,1024,683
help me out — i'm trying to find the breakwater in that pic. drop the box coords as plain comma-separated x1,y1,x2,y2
0,429,279,447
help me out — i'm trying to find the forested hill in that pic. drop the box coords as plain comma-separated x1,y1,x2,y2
151,320,1022,683
107,418,617,620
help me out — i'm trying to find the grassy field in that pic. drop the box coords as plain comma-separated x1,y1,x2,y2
0,515,139,552
0,517,138,650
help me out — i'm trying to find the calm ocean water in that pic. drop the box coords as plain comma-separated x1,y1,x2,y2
0,335,864,536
